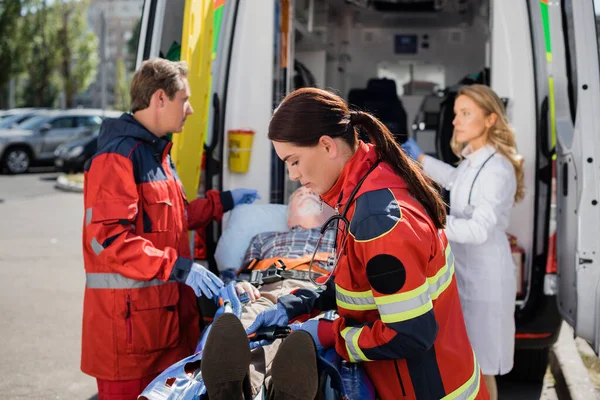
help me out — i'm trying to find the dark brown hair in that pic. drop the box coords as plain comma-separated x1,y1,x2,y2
268,88,446,229
130,58,188,113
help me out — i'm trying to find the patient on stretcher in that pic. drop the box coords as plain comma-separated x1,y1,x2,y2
139,187,374,399
222,185,335,304
210,186,335,398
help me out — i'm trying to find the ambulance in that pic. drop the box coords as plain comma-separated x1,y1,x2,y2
136,0,600,382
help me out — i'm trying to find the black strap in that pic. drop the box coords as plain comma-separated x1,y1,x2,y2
240,266,324,287
280,269,322,281
467,152,496,205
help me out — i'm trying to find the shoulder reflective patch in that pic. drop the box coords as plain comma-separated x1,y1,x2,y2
350,189,401,242
366,254,407,294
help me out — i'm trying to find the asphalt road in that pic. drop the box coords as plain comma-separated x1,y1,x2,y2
0,170,558,399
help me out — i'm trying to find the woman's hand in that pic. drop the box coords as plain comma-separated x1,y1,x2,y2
245,303,289,335
235,281,261,302
401,138,424,162
245,303,290,349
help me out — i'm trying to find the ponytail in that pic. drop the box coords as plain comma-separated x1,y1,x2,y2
350,111,447,229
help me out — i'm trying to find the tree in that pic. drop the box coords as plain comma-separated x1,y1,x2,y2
20,0,61,107
0,0,27,108
113,58,130,111
55,0,98,108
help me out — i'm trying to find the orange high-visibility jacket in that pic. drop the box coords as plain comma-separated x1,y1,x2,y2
81,114,232,381
279,142,489,400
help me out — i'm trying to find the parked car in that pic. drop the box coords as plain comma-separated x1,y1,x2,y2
0,109,121,174
0,111,39,130
54,127,99,173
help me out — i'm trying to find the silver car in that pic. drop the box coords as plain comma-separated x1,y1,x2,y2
0,109,122,174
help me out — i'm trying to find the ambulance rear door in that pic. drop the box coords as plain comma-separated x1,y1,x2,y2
546,0,600,353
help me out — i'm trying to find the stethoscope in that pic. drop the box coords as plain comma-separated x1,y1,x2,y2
463,152,496,217
308,160,381,287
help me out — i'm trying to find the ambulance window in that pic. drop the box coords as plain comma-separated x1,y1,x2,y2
562,0,577,123
377,62,444,96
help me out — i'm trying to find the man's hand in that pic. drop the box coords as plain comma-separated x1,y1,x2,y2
231,188,261,206
235,281,261,302
184,263,224,299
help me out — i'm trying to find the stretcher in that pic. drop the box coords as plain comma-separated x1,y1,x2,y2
138,282,376,400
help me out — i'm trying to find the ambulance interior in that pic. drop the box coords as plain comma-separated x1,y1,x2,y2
285,0,546,314
145,0,549,315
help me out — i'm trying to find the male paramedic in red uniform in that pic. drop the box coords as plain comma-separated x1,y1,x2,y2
81,58,258,400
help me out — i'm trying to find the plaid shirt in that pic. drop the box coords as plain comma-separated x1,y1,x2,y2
241,226,335,270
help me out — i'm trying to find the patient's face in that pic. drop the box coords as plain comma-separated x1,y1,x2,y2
287,187,333,230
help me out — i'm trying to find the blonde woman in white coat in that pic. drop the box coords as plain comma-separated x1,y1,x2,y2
402,84,525,400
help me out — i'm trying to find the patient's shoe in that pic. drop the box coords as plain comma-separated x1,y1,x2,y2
201,313,252,400
270,330,319,400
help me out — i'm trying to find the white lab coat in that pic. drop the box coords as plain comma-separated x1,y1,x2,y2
422,144,516,375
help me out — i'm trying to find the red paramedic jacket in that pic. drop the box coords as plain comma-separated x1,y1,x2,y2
81,114,233,380
279,142,489,400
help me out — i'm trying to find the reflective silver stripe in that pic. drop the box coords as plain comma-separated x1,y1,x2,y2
377,291,432,319
455,368,480,400
341,327,371,362
442,352,481,400
336,291,376,308
85,208,92,226
345,328,362,362
90,238,104,256
429,251,455,299
86,273,168,289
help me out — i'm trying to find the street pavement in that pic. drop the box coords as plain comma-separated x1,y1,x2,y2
0,170,96,399
0,170,558,399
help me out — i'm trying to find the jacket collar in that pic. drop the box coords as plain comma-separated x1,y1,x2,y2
98,113,170,155
321,141,379,211
461,143,496,167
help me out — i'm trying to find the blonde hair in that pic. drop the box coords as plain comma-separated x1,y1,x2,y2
451,84,525,203
130,58,188,113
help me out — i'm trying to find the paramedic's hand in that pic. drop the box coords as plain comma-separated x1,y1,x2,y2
290,319,335,352
236,281,261,302
246,303,289,348
401,138,424,162
231,188,261,206
185,263,224,299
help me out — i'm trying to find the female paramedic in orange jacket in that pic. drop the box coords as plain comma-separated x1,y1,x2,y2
246,88,489,400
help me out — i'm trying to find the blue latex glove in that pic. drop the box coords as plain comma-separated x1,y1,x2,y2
231,188,261,206
245,303,289,349
401,138,424,161
184,263,224,299
290,319,325,351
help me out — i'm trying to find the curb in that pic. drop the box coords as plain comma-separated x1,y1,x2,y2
55,174,84,193
550,322,599,400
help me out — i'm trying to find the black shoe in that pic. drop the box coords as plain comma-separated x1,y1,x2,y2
270,330,319,400
201,313,252,400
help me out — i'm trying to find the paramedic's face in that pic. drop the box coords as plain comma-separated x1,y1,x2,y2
163,76,194,133
272,140,337,195
452,95,491,146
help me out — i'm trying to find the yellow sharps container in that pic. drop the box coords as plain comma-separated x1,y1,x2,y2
228,130,254,173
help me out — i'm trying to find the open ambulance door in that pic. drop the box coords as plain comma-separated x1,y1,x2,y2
135,0,236,202
546,0,600,353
